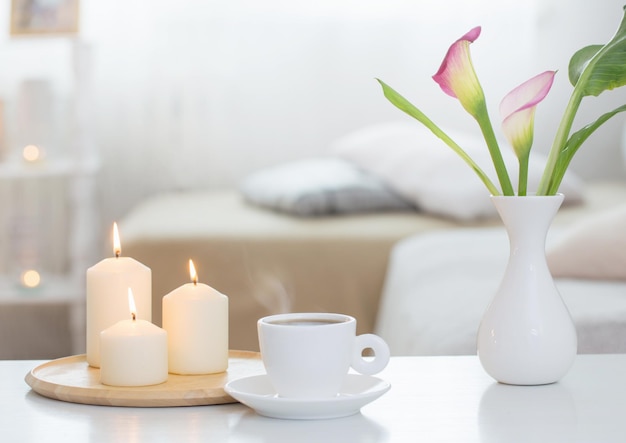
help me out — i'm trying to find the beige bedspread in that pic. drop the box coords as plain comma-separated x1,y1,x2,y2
120,182,626,351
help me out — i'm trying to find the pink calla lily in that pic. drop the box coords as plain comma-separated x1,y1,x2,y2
500,71,556,160
432,26,485,117
432,26,514,195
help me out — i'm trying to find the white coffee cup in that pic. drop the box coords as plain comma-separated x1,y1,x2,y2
257,312,390,399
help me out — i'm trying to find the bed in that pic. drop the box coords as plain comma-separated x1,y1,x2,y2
121,189,484,351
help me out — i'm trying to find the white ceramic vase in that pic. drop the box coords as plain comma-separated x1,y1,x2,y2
477,194,577,385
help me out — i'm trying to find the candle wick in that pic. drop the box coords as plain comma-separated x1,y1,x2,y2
115,250,121,258
131,312,136,321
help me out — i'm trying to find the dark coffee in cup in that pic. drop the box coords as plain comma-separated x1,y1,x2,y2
267,318,348,327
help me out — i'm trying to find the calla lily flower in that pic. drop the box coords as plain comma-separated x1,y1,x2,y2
432,26,514,195
500,71,556,195
500,71,556,160
433,26,485,118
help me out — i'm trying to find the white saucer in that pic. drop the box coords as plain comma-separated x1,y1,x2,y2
224,374,391,420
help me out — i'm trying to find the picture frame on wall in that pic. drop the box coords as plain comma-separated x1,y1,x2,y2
10,0,80,36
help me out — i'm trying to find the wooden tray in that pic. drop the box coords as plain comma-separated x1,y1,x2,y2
25,350,264,407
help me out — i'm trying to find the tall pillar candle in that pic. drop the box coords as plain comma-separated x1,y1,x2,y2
100,289,168,387
162,259,228,375
86,222,152,368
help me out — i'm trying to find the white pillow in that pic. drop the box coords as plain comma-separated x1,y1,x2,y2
240,157,413,216
547,205,626,281
331,121,585,220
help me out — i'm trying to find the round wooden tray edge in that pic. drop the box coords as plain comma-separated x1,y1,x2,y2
25,350,263,407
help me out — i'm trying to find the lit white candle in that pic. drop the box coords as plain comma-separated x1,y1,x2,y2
86,222,152,368
100,289,168,387
162,259,228,375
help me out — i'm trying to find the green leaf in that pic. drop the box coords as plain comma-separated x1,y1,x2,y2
569,8,626,97
376,78,501,195
538,6,626,194
568,45,603,86
547,103,626,194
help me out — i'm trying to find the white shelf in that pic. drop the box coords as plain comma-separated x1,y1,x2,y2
0,275,83,301
0,40,95,357
0,157,99,179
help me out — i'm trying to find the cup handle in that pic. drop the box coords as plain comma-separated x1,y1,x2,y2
351,334,390,375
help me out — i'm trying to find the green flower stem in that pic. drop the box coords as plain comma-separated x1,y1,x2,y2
474,105,515,195
518,156,529,196
537,88,584,195
433,125,502,196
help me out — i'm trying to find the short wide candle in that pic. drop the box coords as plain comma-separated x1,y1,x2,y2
162,260,228,375
100,290,168,387
86,223,152,368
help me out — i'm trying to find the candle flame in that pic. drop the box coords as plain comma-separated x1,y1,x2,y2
128,288,137,321
189,259,198,285
113,222,121,258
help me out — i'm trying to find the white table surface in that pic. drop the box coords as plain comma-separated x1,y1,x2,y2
3,354,626,442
